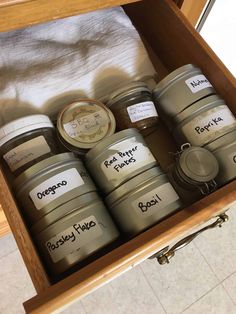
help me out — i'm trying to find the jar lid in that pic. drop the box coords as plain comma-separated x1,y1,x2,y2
205,128,236,151
107,81,151,107
153,64,197,97
105,166,164,205
178,146,219,183
30,192,100,235
173,94,224,125
85,128,139,163
57,99,116,151
0,114,54,147
14,152,78,188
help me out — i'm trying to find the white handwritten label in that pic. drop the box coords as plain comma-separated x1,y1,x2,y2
63,110,109,139
29,168,84,210
45,215,102,263
229,151,236,166
181,106,236,146
101,137,156,181
133,183,179,217
3,136,51,172
127,101,158,123
185,74,212,93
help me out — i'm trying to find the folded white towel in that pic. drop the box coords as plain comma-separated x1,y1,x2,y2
0,7,156,125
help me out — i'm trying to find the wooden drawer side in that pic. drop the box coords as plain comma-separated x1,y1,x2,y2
0,0,141,33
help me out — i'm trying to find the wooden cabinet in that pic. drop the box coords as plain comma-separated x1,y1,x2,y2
0,0,235,313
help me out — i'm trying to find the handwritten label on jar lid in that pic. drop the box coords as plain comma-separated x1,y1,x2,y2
3,136,51,172
127,101,158,123
132,183,179,217
45,215,102,263
181,106,236,146
185,74,212,93
63,110,109,143
29,168,84,210
101,137,156,181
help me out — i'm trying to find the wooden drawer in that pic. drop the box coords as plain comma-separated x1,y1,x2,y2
0,0,235,313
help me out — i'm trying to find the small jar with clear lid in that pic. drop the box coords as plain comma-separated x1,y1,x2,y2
0,114,65,179
107,81,159,133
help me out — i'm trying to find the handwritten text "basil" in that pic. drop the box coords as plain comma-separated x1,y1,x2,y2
138,194,162,213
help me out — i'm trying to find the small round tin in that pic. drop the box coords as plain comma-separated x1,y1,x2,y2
172,95,236,146
172,144,219,194
0,114,63,179
107,81,158,132
205,129,236,186
14,153,96,224
31,193,119,275
153,64,215,125
85,128,157,194
105,167,182,236
57,99,116,154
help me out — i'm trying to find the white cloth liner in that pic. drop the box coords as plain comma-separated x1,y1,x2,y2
0,7,156,125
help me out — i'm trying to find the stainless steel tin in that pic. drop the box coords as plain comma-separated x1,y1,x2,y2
32,193,119,275
105,167,182,236
85,128,157,194
153,64,215,122
57,99,116,154
14,153,96,223
205,129,236,186
173,95,236,146
173,145,219,193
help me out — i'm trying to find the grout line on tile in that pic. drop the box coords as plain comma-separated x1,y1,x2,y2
140,264,167,314
221,270,236,307
221,284,236,307
179,282,222,314
193,240,221,282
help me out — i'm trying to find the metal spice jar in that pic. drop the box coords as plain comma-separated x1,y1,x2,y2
105,167,182,237
172,95,236,146
0,114,63,178
205,128,236,186
85,128,157,194
57,99,116,155
14,152,96,224
31,192,119,275
107,81,158,132
153,64,215,128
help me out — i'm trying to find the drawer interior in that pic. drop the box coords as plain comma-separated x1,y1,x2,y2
0,0,235,313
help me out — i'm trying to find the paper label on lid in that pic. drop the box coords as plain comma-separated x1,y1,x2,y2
181,106,236,146
185,74,212,93
29,168,84,210
45,215,103,263
132,183,179,217
127,101,158,123
63,110,109,139
229,151,236,166
101,137,156,181
3,136,51,172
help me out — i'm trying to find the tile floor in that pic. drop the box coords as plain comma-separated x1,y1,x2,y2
0,205,236,314
1,1,236,313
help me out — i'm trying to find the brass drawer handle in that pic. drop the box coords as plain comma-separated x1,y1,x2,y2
150,213,229,265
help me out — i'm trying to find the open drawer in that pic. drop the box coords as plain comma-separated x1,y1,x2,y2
0,0,235,313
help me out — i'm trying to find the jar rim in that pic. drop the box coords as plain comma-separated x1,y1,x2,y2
107,81,151,107
0,114,54,147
